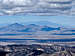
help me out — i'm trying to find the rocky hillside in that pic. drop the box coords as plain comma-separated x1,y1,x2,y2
0,44,75,56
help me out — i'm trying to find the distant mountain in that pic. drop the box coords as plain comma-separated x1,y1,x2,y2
0,23,61,32
41,26,60,31
16,24,61,32
22,21,62,27
9,23,25,27
35,21,61,27
19,24,41,32
63,29,75,33
0,23,25,32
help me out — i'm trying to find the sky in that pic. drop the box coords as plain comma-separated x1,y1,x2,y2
0,0,75,27
0,0,75,15
0,15,75,27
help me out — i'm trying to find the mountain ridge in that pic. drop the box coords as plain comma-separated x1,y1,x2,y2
0,22,61,32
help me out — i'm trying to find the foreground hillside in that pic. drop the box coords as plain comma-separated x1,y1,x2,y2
0,44,75,56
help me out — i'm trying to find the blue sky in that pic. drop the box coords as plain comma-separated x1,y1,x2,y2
0,15,75,27
0,0,75,27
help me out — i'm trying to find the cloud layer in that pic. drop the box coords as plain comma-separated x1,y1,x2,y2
0,0,74,16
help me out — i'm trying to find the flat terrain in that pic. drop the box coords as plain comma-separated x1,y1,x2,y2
0,32,74,39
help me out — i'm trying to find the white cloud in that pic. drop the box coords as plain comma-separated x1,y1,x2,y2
0,0,74,16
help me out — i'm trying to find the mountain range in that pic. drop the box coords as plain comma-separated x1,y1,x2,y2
0,21,74,34
22,21,62,27
0,22,61,32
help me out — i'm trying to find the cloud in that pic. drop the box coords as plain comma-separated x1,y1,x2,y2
0,0,74,16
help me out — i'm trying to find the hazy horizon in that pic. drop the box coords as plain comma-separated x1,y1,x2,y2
0,15,74,28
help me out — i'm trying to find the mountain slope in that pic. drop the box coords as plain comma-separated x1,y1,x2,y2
19,24,41,32
22,21,62,27
0,23,25,32
41,26,60,31
0,23,61,32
